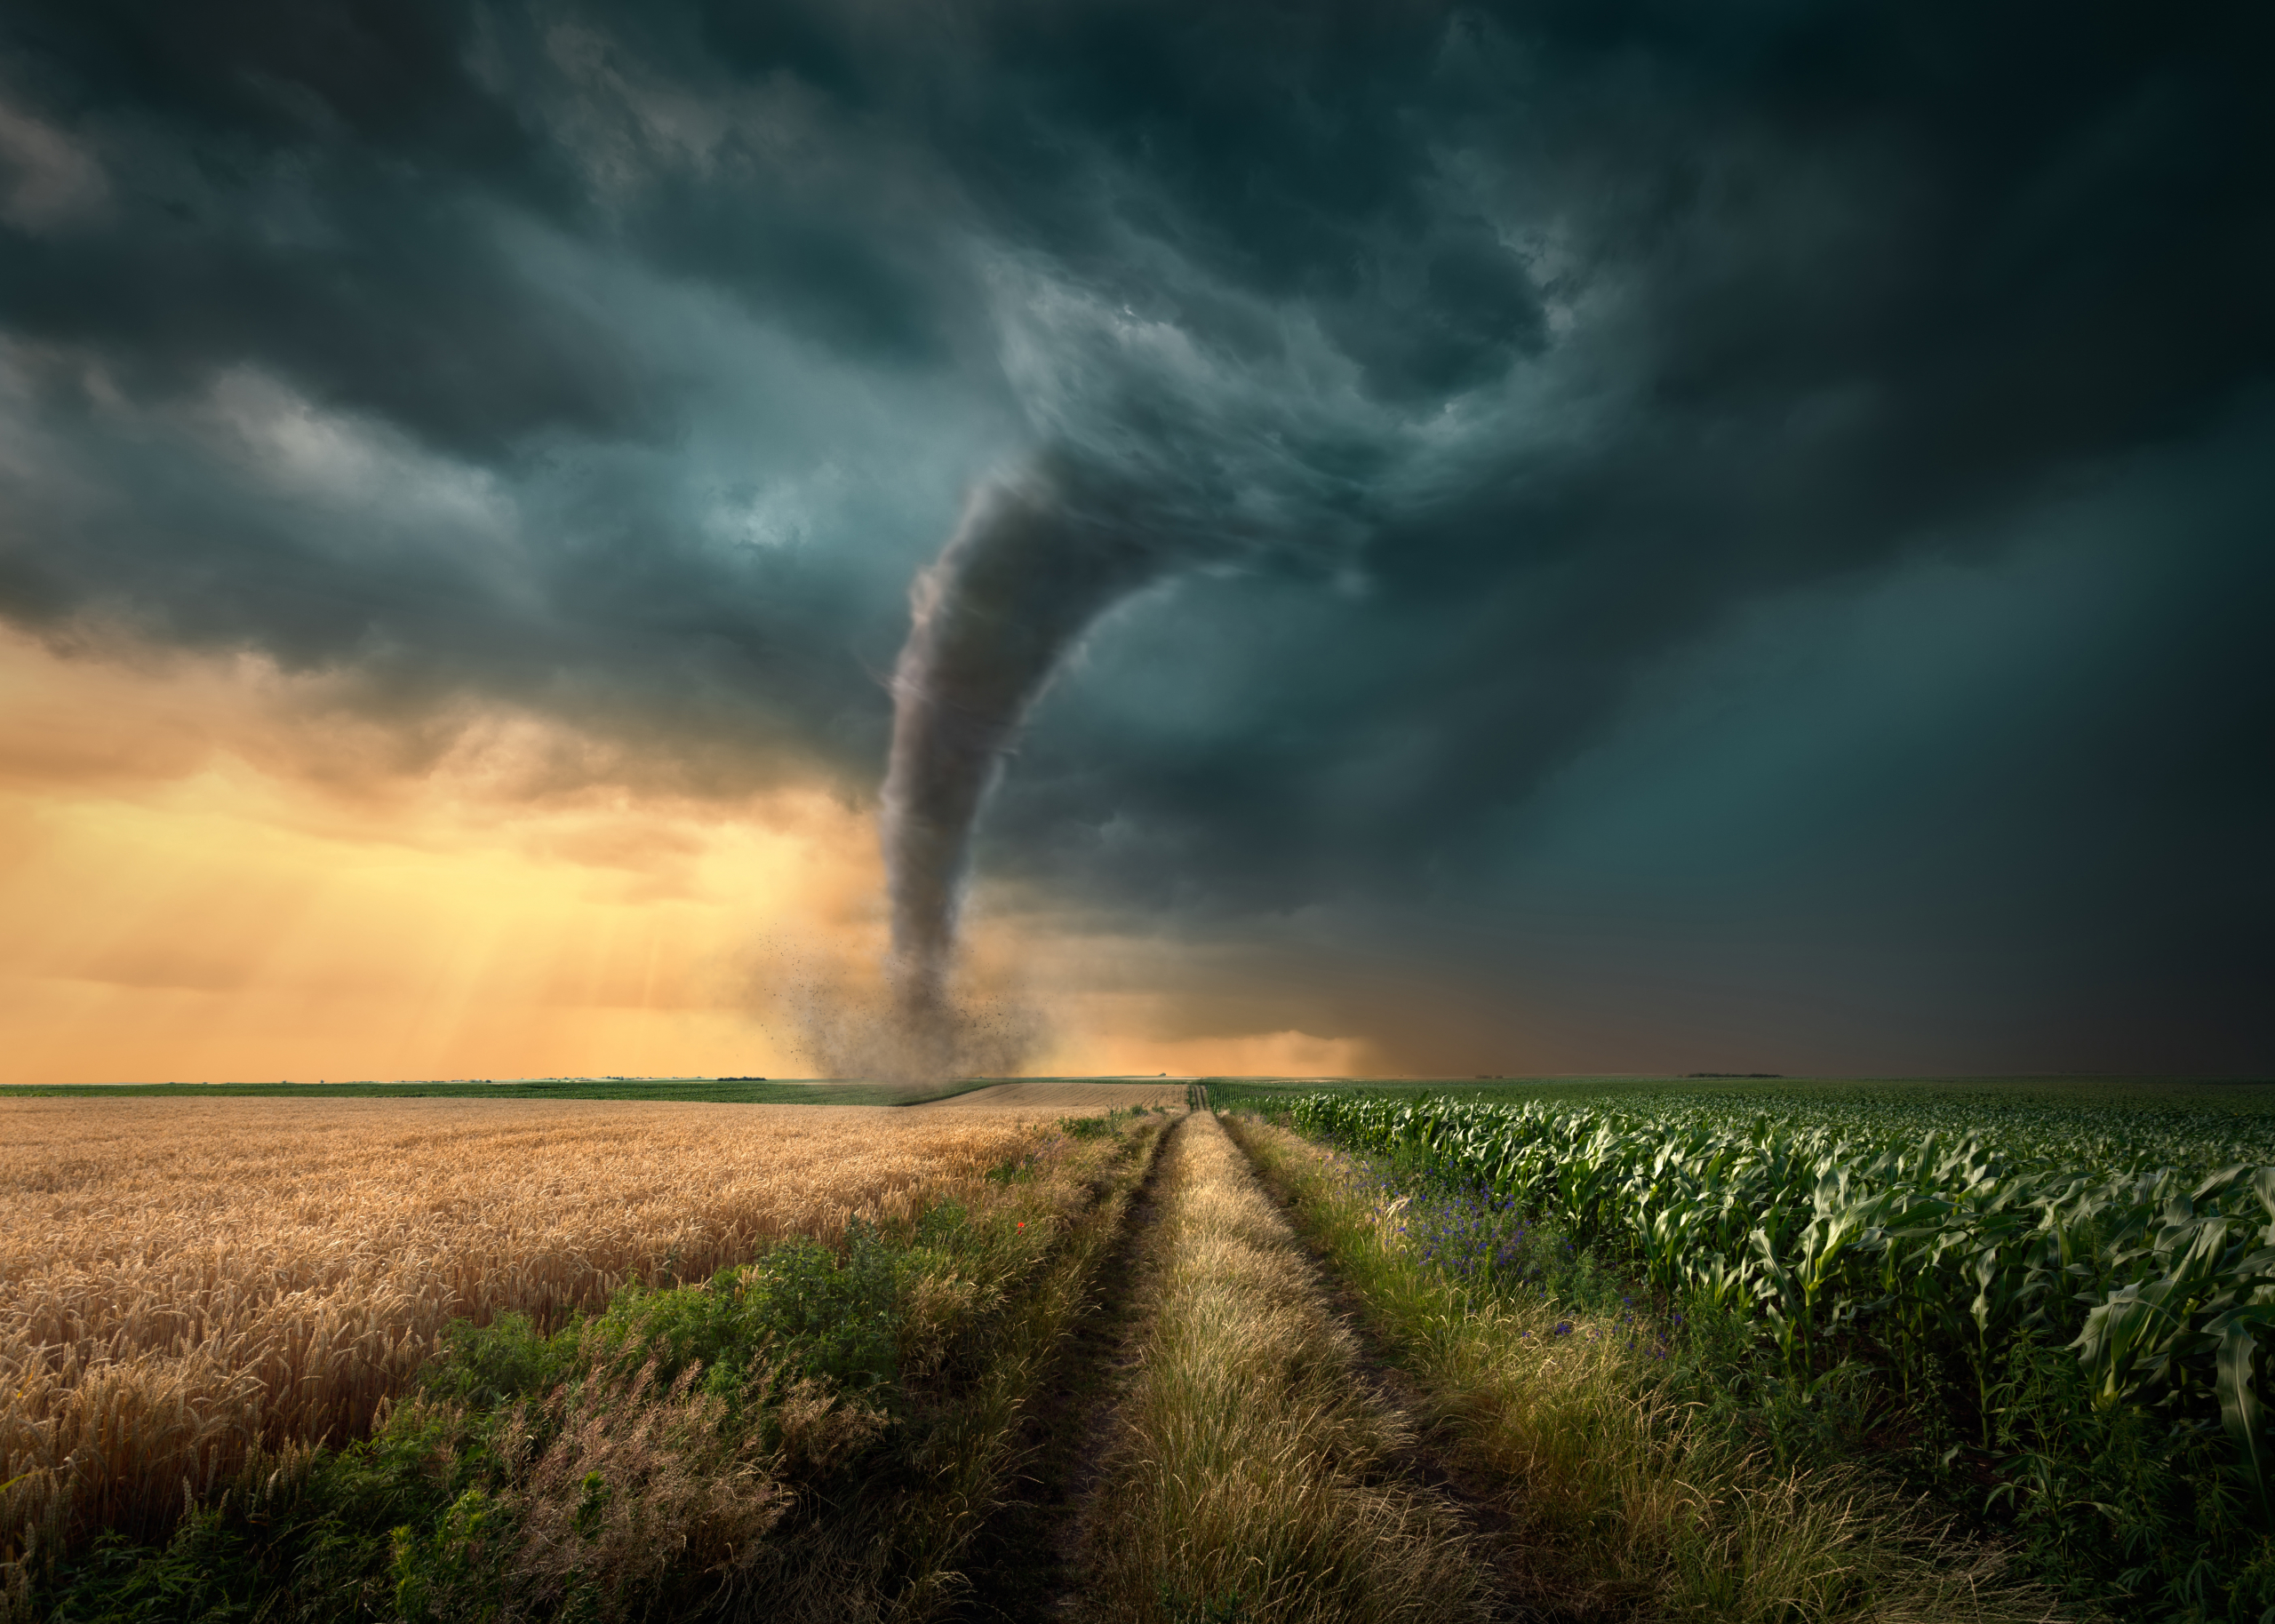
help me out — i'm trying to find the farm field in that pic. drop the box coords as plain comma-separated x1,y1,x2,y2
1219,1109,2044,1621
1213,1075,2275,1621
0,1078,1007,1104
0,1095,1104,1612
19,1077,2269,1622
912,1080,1194,1111
1216,1075,2275,1169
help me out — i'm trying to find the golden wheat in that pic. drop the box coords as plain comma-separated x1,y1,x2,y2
0,1095,1058,1581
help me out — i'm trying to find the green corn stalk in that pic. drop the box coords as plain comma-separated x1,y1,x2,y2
1280,1084,2275,1477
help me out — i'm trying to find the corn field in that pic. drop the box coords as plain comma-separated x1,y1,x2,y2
1283,1090,2275,1517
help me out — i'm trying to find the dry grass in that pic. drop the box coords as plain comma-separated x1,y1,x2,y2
1225,1113,2061,1624
1077,1112,1494,1624
394,1342,803,1624
0,1096,1059,1589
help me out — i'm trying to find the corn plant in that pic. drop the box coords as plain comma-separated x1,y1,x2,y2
1282,1089,2275,1517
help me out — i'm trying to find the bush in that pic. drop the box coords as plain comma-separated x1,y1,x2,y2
421,1312,583,1412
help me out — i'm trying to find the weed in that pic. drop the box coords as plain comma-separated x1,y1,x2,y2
1157,1578,1249,1622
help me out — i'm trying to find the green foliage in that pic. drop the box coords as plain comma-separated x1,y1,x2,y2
389,1488,510,1623
41,1514,262,1623
1157,1578,1249,1622
1060,1106,1160,1140
986,1153,1039,1183
725,1227,907,1392
1271,1087,2275,1619
1216,1076,2275,1174
420,1311,585,1411
1975,1333,2275,1619
36,1405,489,1623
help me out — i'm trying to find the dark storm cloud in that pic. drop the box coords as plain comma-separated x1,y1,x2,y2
0,0,2269,1066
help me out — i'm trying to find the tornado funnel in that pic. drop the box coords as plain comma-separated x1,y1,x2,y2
879,457,1169,1015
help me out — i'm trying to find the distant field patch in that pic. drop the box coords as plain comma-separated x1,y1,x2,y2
0,1097,1058,1579
912,1079,1193,1111
0,1076,1002,1104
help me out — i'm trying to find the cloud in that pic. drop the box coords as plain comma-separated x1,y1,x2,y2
0,96,108,231
0,0,2269,1069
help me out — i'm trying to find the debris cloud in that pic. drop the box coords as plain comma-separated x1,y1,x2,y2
765,941,1047,1085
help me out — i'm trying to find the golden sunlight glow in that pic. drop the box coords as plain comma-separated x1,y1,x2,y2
1050,1023,1368,1079
0,628,887,1082
0,630,1361,1083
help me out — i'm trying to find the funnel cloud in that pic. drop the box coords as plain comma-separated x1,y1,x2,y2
880,457,1182,1017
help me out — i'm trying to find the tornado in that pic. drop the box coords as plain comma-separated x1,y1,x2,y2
879,455,1170,1026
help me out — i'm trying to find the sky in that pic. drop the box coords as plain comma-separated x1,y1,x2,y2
0,0,2268,1082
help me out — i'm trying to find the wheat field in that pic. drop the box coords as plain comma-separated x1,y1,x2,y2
0,1096,1056,1579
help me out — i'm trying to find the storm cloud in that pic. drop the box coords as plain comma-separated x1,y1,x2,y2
1,0,2268,1071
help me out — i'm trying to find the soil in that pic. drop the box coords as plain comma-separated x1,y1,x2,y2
1218,1114,1539,1618
943,1112,1186,1622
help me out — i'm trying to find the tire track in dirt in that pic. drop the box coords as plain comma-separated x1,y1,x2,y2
943,1109,1187,1621
1058,1110,1499,1623
1215,1111,1538,1617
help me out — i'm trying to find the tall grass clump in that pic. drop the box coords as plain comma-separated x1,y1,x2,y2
1077,1112,1493,1624
1222,1111,2054,1624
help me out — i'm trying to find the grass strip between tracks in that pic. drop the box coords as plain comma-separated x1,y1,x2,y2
1072,1111,1494,1624
1220,1110,2060,1624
